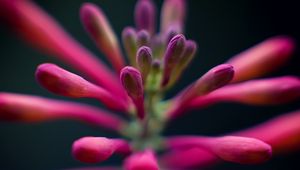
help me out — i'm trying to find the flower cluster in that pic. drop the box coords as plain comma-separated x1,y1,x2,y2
0,0,300,169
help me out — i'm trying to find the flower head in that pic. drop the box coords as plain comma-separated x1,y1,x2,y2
0,0,299,169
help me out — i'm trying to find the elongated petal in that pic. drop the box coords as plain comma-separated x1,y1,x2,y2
0,92,125,131
122,27,138,66
161,34,186,87
72,137,131,163
0,0,125,98
235,110,300,155
166,136,272,164
161,148,218,169
160,0,186,33
36,63,129,112
162,110,300,168
124,149,159,170
120,67,145,119
228,36,295,82
167,64,234,119
135,0,156,34
80,3,125,72
189,76,300,109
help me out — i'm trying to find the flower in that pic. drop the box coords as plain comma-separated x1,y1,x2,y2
0,0,299,169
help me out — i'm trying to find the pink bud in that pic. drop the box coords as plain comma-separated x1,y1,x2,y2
137,30,151,47
136,46,153,81
80,3,125,72
120,67,145,119
166,135,272,164
228,36,295,82
72,137,131,163
124,149,159,170
160,0,186,33
135,0,156,34
162,34,186,87
36,63,128,112
167,64,234,119
189,76,300,109
122,27,138,66
0,0,124,97
0,93,125,131
235,110,300,155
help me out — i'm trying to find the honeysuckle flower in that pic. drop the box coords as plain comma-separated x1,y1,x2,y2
0,0,299,170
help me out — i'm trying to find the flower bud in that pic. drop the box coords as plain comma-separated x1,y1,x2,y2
134,0,156,34
72,137,131,163
136,46,153,81
124,149,159,170
166,136,272,164
120,67,145,119
0,93,125,131
161,34,186,87
36,63,128,112
168,40,197,87
228,36,295,82
137,30,151,47
122,27,138,66
160,0,186,33
80,3,125,72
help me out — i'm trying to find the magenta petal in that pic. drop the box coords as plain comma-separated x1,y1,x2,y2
36,63,129,112
161,148,218,169
80,3,125,73
228,36,295,82
0,92,125,131
124,149,159,170
72,137,131,164
0,0,126,98
188,76,300,110
166,135,272,164
235,110,300,155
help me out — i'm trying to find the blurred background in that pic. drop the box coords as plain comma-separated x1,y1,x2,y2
0,0,299,169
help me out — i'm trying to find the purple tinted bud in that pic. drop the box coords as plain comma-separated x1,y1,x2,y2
122,27,138,66
120,67,145,119
137,30,151,47
135,0,156,34
161,34,186,87
136,46,153,81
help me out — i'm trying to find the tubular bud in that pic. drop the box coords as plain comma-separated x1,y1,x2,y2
136,46,153,82
166,136,272,164
124,149,159,170
120,67,145,119
134,0,156,34
160,0,186,33
36,63,128,112
72,137,131,163
122,27,138,66
137,30,151,47
161,34,186,87
80,3,125,72
228,36,295,82
0,93,125,131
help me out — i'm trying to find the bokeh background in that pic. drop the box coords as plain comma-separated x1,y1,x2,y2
0,0,300,169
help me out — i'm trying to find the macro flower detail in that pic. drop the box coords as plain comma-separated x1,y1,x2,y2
0,0,299,170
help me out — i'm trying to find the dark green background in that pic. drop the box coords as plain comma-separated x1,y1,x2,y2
0,0,299,169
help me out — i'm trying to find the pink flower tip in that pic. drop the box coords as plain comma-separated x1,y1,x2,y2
36,63,91,98
213,136,272,164
72,137,118,164
120,66,144,99
124,150,159,170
